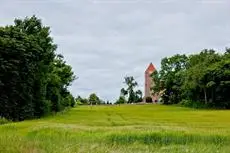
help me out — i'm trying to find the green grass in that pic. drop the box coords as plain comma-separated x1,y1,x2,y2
1,105,230,153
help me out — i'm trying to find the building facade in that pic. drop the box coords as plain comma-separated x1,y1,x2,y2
144,63,158,102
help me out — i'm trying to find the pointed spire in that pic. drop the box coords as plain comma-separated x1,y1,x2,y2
145,63,156,73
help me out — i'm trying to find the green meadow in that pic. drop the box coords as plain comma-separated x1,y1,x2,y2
1,105,230,153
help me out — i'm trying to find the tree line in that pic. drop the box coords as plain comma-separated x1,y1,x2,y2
76,76,143,105
0,16,75,121
75,93,112,105
152,49,230,108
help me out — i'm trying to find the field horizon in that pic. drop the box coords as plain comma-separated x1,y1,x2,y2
1,104,230,153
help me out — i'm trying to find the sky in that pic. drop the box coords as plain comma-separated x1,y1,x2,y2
1,0,230,102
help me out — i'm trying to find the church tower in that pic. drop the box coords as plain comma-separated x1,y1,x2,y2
144,63,156,101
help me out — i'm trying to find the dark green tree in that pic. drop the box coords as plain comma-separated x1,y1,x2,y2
182,50,221,104
121,76,142,103
0,16,75,120
115,96,127,105
153,48,230,109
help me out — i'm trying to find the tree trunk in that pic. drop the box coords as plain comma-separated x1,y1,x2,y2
204,88,207,104
211,87,214,103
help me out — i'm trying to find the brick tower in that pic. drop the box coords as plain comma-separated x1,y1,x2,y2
144,63,156,102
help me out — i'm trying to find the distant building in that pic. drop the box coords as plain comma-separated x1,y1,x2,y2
144,63,159,102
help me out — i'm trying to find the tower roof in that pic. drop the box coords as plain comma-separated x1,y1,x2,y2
145,63,156,72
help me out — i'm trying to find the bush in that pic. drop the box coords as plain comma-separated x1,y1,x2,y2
146,97,153,103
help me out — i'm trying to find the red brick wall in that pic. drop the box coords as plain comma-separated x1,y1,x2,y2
144,63,156,102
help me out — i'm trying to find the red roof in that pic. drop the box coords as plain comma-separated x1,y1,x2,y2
145,63,156,72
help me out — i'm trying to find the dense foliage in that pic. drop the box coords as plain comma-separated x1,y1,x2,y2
75,96,89,105
0,16,75,121
76,94,105,105
152,49,230,108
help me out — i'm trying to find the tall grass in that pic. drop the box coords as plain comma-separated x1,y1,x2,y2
108,132,228,146
1,105,230,152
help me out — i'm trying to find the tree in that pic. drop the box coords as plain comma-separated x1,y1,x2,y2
153,54,188,104
135,90,143,102
0,16,75,121
46,54,75,112
120,88,128,97
120,76,142,103
154,48,230,109
115,96,127,105
182,50,221,104
76,96,89,105
88,93,100,105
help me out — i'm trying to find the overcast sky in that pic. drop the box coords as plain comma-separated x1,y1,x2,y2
1,0,230,101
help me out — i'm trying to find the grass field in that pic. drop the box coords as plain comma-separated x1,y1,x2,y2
1,104,230,153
